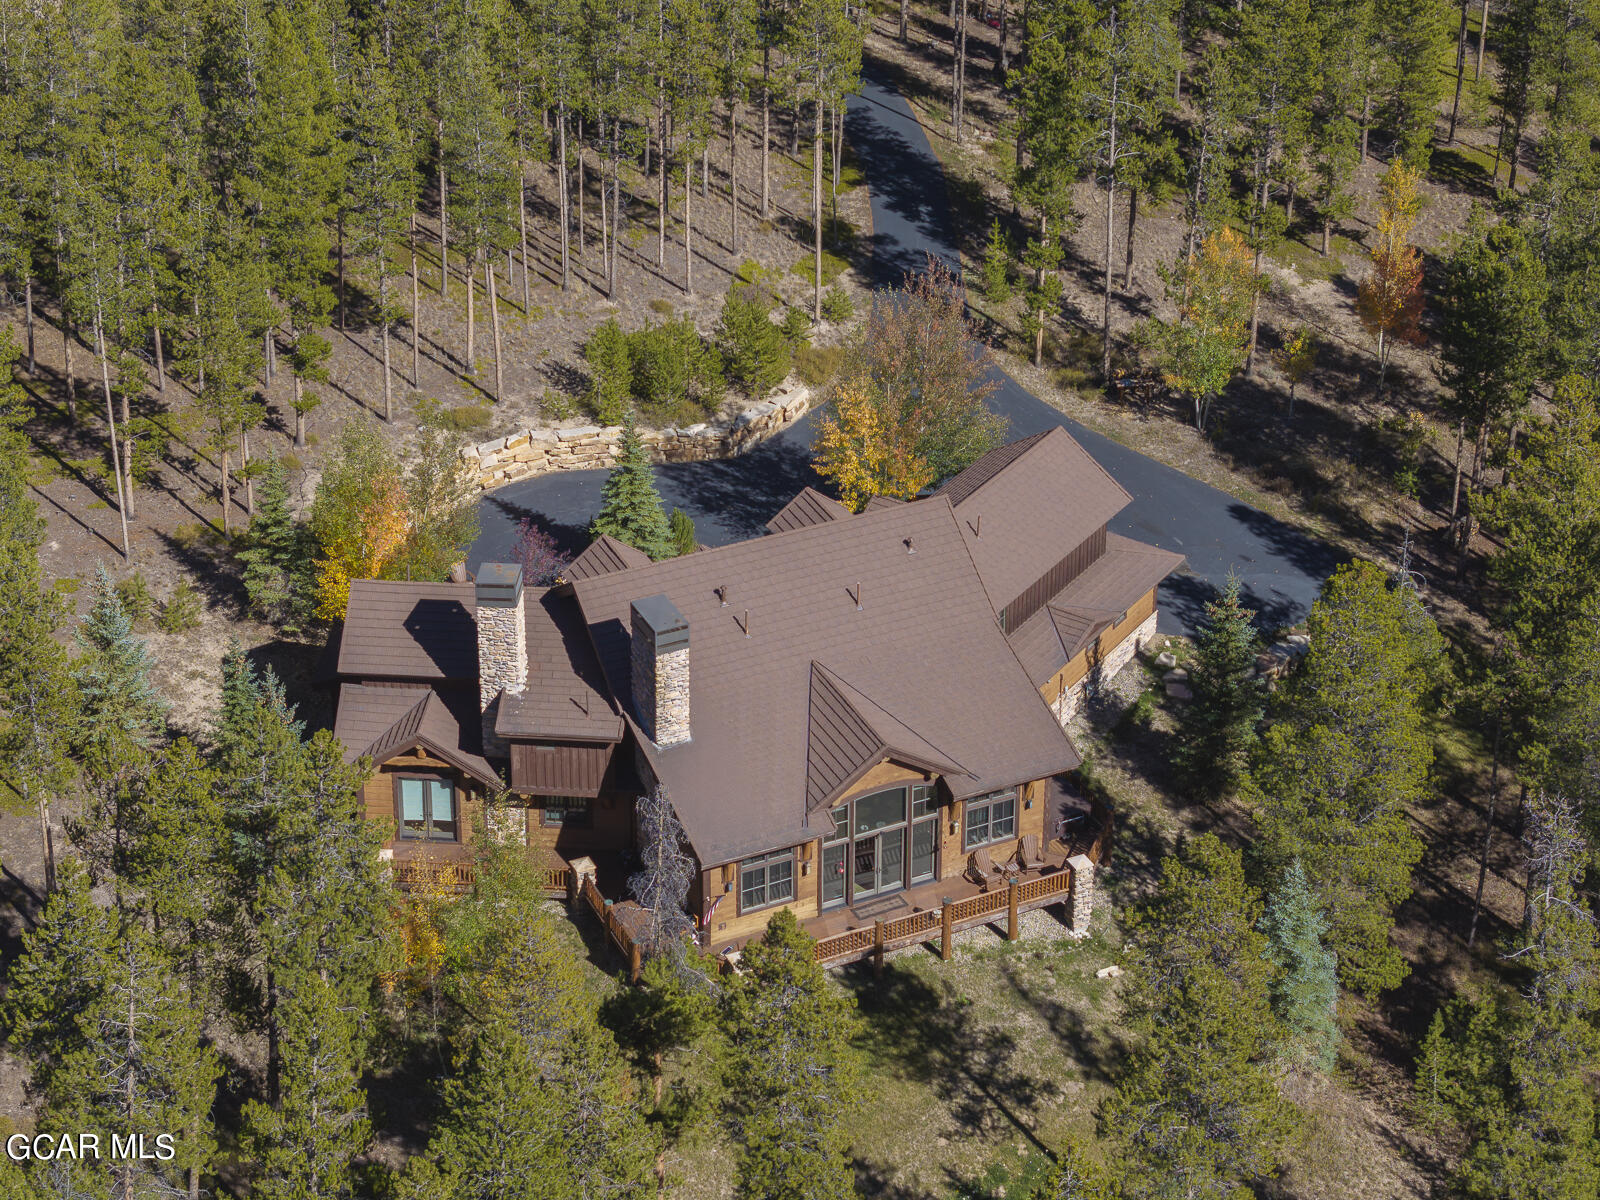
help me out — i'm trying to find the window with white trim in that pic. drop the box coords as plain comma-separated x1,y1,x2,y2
963,790,1017,850
739,849,796,913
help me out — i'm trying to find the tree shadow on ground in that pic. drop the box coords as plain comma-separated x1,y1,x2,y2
842,960,1062,1152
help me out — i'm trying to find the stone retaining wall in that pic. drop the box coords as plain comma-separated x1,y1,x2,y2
462,384,813,491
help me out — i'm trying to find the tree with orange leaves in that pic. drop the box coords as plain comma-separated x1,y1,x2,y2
814,376,936,511
1150,227,1256,434
1358,162,1425,387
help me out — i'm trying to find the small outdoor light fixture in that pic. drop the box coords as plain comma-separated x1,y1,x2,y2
723,881,733,893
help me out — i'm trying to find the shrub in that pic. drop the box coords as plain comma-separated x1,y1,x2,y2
159,578,203,632
511,518,572,585
115,572,156,629
716,285,792,398
648,298,676,315
669,508,697,557
780,307,813,346
794,344,845,388
820,285,854,324
541,388,577,421
980,219,1013,305
439,404,493,433
792,250,849,287
583,318,632,426
628,318,724,421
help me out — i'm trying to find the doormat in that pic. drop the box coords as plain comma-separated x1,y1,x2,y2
851,894,910,920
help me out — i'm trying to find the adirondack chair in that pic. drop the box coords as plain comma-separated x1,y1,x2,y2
964,847,1001,891
1011,834,1047,873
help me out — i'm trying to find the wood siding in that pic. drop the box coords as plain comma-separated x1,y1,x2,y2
363,752,482,864
510,739,618,796
1043,587,1158,703
999,525,1107,634
525,789,637,860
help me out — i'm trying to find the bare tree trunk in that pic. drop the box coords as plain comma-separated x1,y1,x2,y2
1246,246,1263,374
998,0,1011,71
577,130,587,255
465,252,476,368
702,144,709,200
63,321,77,423
411,214,421,388
1449,418,1465,524
486,258,503,401
94,311,131,558
900,0,909,40
1476,0,1489,79
1449,0,1469,143
1321,215,1332,256
610,145,622,298
761,54,772,218
150,305,166,394
730,98,741,254
241,428,254,515
519,172,531,312
558,103,572,290
1467,696,1503,946
24,278,34,373
814,103,824,321
684,166,694,294
1123,188,1138,289
1359,91,1371,160
658,115,668,268
438,147,449,298
381,278,394,422
337,211,346,329
37,793,54,894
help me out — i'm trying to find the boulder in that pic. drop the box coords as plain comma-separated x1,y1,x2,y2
1095,965,1123,979
1154,651,1178,669
1162,668,1189,684
1165,681,1193,700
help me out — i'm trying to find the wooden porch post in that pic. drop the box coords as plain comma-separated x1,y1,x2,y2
565,869,579,909
873,919,885,975
1006,877,1020,941
940,898,953,961
629,941,642,984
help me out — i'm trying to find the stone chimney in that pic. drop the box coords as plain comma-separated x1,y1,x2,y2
630,594,690,747
475,563,526,755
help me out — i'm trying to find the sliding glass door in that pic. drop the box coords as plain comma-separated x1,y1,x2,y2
820,784,941,909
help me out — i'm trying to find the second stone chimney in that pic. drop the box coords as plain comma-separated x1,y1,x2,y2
630,594,690,747
475,563,526,755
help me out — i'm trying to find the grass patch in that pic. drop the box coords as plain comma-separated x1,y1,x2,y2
794,344,845,387
1271,233,1360,283
792,249,851,287
170,521,223,552
51,577,81,595
648,297,677,315
437,403,493,434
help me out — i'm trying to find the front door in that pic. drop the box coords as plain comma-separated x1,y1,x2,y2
853,834,880,898
853,827,906,899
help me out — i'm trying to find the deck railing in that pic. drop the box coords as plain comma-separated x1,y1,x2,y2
389,857,572,898
811,864,1077,969
581,875,645,982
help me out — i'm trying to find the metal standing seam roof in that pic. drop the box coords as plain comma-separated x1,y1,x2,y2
333,683,500,786
495,587,626,742
1006,533,1189,686
938,426,1134,617
765,487,853,534
337,580,478,680
861,494,908,513
563,534,654,583
572,495,1081,867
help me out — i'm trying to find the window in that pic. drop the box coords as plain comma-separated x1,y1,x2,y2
541,796,593,827
911,784,938,818
396,777,458,841
739,849,796,913
963,790,1017,850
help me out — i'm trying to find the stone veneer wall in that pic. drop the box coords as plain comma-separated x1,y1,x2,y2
629,621,691,747
1049,610,1161,729
476,602,527,756
463,384,812,491
1067,854,1096,935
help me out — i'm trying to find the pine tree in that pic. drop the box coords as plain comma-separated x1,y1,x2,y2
71,563,168,784
716,284,791,398
584,318,633,425
1248,560,1442,997
591,409,674,559
1173,571,1262,799
669,508,697,558
1259,859,1340,1071
980,219,1014,304
241,974,372,1200
239,457,315,631
1375,0,1451,166
1028,1139,1115,1200
1101,835,1291,1199
724,909,862,1200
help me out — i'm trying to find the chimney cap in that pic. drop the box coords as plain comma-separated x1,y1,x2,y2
475,562,524,608
631,593,690,650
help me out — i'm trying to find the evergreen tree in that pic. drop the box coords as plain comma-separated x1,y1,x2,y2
238,456,315,631
71,563,168,783
1101,835,1291,1199
584,318,633,425
1248,560,1442,997
1259,859,1340,1071
241,974,372,1200
669,508,697,558
1375,0,1451,165
1028,1139,1115,1200
590,409,674,560
717,284,791,398
1173,571,1262,798
724,909,862,1200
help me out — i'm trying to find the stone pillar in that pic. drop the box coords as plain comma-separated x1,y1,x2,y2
630,594,691,747
475,563,527,757
1067,853,1096,936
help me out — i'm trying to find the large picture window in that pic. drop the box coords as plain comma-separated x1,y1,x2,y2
963,790,1017,850
396,777,458,842
820,784,942,909
739,849,796,913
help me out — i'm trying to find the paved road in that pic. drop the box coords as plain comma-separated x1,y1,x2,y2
472,69,1339,634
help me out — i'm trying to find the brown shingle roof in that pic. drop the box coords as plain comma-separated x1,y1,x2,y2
765,487,852,534
333,683,499,786
564,534,653,582
573,497,1079,866
1007,533,1187,685
805,664,968,811
337,580,478,681
940,427,1133,616
495,588,625,742
861,494,907,512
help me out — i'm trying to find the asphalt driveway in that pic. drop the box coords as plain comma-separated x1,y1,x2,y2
471,68,1340,635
